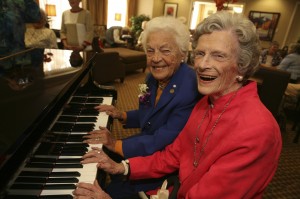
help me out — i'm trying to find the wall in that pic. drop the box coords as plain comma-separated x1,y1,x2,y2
141,0,300,49
152,0,191,22
137,0,153,18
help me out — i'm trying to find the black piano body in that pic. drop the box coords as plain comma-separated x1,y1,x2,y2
0,48,117,198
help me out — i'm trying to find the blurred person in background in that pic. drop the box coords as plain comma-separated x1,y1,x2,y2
0,0,41,56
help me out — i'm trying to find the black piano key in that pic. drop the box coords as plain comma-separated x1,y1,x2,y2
16,177,79,184
67,103,98,109
56,116,77,123
77,116,97,122
61,108,81,116
39,195,73,199
72,123,95,131
5,195,39,199
70,96,103,104
86,98,103,104
15,177,47,183
57,116,97,123
26,163,83,168
44,184,76,190
50,172,81,177
44,134,84,142
70,96,87,103
47,177,79,183
10,184,76,190
80,110,98,116
51,123,74,132
19,171,81,177
5,195,73,199
11,184,43,190
29,157,82,164
60,151,85,156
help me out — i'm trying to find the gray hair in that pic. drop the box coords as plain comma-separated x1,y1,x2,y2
142,16,190,56
289,43,300,54
192,11,261,80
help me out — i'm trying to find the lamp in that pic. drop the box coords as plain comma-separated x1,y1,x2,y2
45,4,56,29
45,4,56,16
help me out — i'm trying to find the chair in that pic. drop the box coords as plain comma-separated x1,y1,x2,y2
251,66,291,121
91,52,125,84
283,83,300,143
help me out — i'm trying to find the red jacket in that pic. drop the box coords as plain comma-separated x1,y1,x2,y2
129,81,282,199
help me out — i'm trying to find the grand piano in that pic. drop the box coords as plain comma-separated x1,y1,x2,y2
0,48,117,198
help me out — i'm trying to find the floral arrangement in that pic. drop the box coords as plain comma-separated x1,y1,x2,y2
138,83,151,105
215,0,238,11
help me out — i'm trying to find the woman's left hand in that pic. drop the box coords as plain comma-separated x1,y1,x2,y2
83,126,116,152
73,180,112,199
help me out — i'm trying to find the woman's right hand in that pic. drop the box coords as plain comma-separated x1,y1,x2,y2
81,147,125,175
94,105,123,120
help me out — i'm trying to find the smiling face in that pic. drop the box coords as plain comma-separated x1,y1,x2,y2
193,30,242,102
145,31,184,83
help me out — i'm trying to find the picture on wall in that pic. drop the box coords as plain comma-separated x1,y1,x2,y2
248,11,280,41
163,3,178,17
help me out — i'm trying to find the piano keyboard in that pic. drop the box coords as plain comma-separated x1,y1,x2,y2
6,93,113,198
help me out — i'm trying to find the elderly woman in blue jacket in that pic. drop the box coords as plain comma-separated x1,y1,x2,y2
80,16,200,199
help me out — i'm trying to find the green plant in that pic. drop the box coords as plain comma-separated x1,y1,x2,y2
130,14,150,38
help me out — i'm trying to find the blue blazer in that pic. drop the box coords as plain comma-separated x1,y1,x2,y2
123,63,200,158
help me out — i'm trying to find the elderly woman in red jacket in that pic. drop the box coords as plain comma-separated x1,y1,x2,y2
74,11,282,199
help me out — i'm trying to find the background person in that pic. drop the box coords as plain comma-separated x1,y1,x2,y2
260,40,282,67
60,0,93,51
277,42,300,83
77,11,282,199
105,26,127,47
25,9,58,49
0,0,41,56
77,16,200,199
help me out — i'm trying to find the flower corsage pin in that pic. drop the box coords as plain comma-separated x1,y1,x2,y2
138,83,151,105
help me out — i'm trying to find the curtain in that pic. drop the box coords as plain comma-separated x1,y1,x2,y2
82,0,137,27
83,0,108,26
127,0,137,26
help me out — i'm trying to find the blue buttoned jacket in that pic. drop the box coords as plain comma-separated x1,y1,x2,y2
122,63,200,158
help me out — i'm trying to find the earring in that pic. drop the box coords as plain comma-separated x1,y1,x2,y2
236,75,243,82
181,59,185,63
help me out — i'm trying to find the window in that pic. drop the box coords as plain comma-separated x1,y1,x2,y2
107,0,127,28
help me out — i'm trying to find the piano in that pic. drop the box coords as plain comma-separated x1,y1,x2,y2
0,48,117,198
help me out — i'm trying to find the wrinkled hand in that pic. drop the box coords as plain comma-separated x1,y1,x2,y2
73,180,111,199
83,126,116,152
81,147,125,175
94,105,123,120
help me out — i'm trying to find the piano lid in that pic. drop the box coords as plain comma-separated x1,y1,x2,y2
0,48,86,167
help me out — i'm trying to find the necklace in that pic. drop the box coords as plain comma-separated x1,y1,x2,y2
158,80,169,90
158,83,166,90
193,90,238,168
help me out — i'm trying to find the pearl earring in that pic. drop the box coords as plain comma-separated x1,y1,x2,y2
236,75,243,82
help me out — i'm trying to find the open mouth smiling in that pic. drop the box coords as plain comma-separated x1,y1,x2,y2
199,75,217,81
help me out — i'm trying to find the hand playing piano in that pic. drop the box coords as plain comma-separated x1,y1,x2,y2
83,126,116,152
73,180,112,199
94,105,124,120
81,147,125,175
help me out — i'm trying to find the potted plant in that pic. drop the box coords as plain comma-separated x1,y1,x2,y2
130,14,150,43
